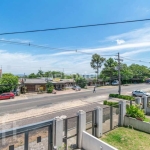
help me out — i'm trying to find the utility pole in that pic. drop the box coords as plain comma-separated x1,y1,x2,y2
115,53,123,95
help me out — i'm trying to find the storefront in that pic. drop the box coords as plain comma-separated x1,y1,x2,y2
21,78,75,92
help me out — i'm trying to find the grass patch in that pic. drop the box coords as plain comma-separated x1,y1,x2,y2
109,94,135,101
144,117,150,123
101,127,150,150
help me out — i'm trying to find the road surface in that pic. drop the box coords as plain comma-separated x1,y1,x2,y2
0,84,148,115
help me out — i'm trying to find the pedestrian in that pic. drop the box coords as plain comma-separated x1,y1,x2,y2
93,86,96,93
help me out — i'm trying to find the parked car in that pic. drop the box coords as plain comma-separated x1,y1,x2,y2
105,82,110,85
0,92,15,100
132,90,150,97
12,89,20,96
112,80,119,85
72,85,81,91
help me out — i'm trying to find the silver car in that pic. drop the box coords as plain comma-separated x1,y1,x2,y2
132,90,150,97
72,85,81,91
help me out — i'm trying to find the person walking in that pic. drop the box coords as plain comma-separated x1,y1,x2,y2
93,86,96,93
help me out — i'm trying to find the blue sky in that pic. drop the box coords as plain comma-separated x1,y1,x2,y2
0,0,150,74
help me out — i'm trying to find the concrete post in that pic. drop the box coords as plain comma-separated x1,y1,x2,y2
119,101,126,126
95,106,103,138
54,116,64,149
143,95,148,114
135,97,141,105
77,110,86,149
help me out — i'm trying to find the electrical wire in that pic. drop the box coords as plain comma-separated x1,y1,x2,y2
121,56,150,63
0,18,150,35
0,39,116,56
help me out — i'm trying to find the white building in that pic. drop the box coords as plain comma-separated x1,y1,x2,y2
81,74,96,79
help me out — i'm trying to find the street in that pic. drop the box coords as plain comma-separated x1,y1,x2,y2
0,84,149,129
0,84,148,115
0,84,149,115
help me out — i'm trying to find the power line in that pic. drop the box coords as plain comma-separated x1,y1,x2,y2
0,39,116,56
0,40,73,52
121,56,150,64
0,18,150,35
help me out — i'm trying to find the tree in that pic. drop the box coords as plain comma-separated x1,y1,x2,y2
128,64,150,83
90,54,105,82
0,73,18,93
75,77,87,88
100,58,118,83
44,71,52,78
120,64,133,84
46,82,54,93
28,73,37,78
37,70,44,77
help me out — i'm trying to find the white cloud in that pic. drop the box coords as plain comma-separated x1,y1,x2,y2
116,39,125,45
1,25,150,74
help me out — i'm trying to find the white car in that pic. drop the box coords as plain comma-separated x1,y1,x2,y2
132,90,150,97
112,80,119,85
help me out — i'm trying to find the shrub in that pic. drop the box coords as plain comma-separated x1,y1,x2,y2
46,82,54,93
103,100,107,105
109,94,135,101
103,100,119,106
126,105,145,120
47,87,54,93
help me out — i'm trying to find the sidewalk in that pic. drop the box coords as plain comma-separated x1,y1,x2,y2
0,88,91,104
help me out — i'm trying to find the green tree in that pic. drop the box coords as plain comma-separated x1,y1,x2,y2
0,73,18,93
46,82,54,93
75,77,87,88
120,64,133,84
37,70,44,77
28,73,37,78
44,71,52,78
129,64,150,82
100,58,118,83
90,54,105,81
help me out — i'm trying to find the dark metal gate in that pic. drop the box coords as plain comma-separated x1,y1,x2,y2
0,120,53,150
63,116,79,150
103,104,120,134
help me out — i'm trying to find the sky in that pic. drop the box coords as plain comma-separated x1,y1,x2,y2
0,0,150,75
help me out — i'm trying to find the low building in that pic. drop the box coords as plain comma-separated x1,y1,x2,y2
21,78,47,92
21,78,75,92
86,78,105,86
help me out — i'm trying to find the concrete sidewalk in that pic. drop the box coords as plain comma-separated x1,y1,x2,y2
0,88,91,104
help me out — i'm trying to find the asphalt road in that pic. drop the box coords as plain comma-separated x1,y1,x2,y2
0,84,148,115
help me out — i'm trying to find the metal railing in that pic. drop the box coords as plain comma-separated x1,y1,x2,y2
63,116,79,150
103,104,120,134
0,119,53,150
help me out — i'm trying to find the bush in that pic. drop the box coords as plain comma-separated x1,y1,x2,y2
109,94,135,101
126,105,145,120
46,82,54,93
47,87,54,93
103,100,119,106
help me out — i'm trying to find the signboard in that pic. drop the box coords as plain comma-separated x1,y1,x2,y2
0,69,2,78
53,78,60,82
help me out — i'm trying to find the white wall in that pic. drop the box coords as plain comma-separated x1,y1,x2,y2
124,116,150,133
82,131,118,150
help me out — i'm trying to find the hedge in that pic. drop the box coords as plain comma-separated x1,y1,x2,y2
109,94,135,101
103,100,119,106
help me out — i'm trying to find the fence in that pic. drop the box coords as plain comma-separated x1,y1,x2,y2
103,104,120,134
63,116,78,150
0,119,53,150
0,104,121,150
